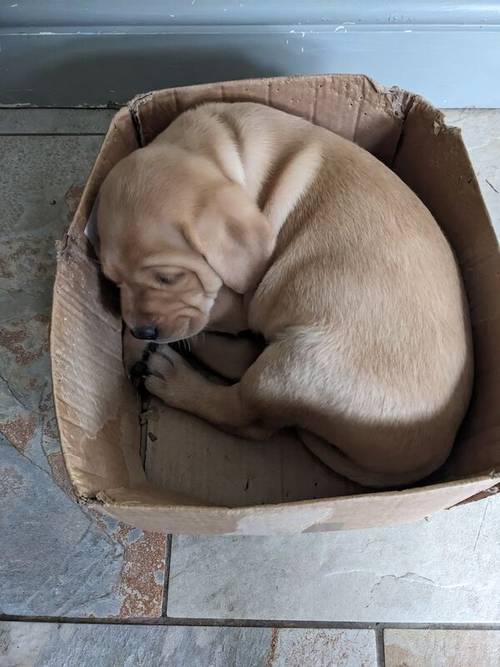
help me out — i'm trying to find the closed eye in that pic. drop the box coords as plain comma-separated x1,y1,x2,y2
155,272,184,286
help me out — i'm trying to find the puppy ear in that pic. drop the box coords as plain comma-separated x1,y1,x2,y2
185,185,275,294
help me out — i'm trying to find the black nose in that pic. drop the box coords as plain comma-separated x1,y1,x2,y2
131,325,158,340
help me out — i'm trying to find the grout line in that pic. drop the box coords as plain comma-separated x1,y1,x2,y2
0,132,106,138
375,624,386,667
161,620,500,631
161,535,173,618
2,614,500,632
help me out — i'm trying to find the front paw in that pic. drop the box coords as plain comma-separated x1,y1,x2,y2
144,347,195,407
122,327,174,390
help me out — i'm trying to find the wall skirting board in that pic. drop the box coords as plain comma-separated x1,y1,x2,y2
1,1,498,107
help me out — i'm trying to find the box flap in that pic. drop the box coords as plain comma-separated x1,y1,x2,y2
51,108,145,498
393,100,500,481
129,74,413,165
94,473,499,535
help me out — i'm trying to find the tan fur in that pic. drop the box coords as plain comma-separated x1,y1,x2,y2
98,102,473,487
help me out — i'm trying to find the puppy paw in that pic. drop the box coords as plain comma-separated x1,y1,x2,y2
143,347,195,407
147,346,185,378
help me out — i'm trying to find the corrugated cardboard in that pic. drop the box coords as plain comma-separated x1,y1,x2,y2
50,74,500,535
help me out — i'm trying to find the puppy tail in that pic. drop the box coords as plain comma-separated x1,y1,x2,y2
298,429,434,489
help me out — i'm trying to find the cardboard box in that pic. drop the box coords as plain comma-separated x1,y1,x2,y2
51,75,500,535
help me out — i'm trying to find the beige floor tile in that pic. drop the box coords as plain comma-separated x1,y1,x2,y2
385,628,500,667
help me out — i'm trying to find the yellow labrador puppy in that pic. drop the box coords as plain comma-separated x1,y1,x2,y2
97,102,472,487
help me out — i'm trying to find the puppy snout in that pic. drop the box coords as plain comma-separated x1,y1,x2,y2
131,325,158,340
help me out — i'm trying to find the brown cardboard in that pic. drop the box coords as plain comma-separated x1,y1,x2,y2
51,74,500,535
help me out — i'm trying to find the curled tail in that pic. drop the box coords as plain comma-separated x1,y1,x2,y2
298,429,435,489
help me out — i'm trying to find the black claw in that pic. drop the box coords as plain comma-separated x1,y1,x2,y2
131,360,150,376
129,360,151,389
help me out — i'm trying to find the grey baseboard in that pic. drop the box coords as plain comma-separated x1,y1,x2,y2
1,2,499,107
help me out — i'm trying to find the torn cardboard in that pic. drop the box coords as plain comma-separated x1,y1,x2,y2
51,75,500,535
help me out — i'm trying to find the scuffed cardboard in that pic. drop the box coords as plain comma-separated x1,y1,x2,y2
50,75,500,534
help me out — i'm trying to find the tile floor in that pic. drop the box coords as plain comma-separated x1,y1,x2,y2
0,108,499,666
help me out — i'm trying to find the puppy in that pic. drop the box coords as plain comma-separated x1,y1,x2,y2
97,102,473,487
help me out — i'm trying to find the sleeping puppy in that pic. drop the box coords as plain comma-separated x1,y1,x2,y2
97,102,473,488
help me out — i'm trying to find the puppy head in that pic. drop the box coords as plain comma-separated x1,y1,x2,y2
97,144,274,343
